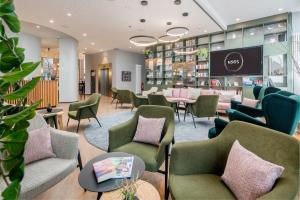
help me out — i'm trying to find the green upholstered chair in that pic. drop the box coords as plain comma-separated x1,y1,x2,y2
148,94,180,122
111,87,118,103
231,86,281,118
67,93,101,132
169,121,300,200
184,95,219,128
108,105,175,199
130,92,148,111
116,89,132,108
209,92,300,138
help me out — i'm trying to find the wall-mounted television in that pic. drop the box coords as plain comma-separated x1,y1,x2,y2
210,46,263,76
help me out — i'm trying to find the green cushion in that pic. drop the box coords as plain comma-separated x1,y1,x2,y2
169,174,235,200
68,111,77,119
208,128,217,139
113,142,159,172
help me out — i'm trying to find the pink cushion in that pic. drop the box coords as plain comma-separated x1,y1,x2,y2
242,97,260,108
172,88,180,98
133,116,165,146
200,89,215,95
24,126,56,164
179,88,188,98
217,102,230,110
222,140,284,200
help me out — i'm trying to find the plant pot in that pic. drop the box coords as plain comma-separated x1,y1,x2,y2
123,196,139,200
46,106,52,113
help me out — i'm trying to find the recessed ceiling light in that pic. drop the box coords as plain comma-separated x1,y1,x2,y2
82,33,87,37
167,22,172,26
278,8,283,12
84,47,88,50
36,25,40,29
140,19,146,23
174,0,181,5
204,30,207,33
182,12,189,17
49,19,54,23
129,46,132,49
67,13,72,17
91,42,95,46
236,18,240,22
140,0,148,6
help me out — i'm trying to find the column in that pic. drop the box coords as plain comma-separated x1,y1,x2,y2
59,37,79,102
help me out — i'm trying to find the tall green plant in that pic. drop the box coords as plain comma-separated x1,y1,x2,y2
0,0,41,199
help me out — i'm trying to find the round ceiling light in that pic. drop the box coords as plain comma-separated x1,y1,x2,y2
129,35,158,47
158,35,180,43
174,0,181,5
166,27,189,37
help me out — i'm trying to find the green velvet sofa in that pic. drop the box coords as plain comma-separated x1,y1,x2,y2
108,105,175,199
169,121,300,200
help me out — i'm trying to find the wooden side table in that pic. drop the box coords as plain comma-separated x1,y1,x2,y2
101,180,160,200
37,108,64,129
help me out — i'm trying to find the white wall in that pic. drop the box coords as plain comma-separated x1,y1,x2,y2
292,12,300,95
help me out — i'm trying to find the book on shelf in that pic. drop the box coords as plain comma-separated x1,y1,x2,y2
93,157,134,183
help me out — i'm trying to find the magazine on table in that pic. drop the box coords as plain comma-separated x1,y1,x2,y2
93,156,134,183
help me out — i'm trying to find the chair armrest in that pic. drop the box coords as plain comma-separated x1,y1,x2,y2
156,123,175,164
69,101,87,111
108,118,137,151
214,118,229,135
50,128,79,159
237,104,264,117
227,109,266,127
258,177,298,200
231,99,241,109
170,140,221,176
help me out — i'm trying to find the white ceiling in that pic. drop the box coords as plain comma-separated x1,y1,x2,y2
14,0,300,54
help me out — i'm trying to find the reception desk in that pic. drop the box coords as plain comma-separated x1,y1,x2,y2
8,80,59,108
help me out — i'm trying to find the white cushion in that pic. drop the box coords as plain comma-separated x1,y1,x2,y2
162,88,173,97
187,87,201,100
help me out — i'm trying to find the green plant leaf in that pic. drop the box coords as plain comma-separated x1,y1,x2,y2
1,156,22,173
1,142,25,156
1,62,40,82
3,77,40,100
0,37,19,54
0,130,28,143
8,161,24,181
3,100,41,126
0,1,14,16
0,20,4,36
1,180,20,200
2,12,20,33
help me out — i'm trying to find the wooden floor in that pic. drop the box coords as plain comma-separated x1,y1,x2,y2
34,95,300,200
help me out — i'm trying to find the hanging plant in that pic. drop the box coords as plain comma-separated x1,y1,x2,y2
0,1,41,199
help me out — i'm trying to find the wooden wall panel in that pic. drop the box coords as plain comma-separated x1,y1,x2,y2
7,80,58,108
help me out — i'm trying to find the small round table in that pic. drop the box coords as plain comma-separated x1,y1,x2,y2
37,108,64,129
101,180,160,200
78,152,145,200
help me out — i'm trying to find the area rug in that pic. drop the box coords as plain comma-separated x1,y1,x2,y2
84,111,213,151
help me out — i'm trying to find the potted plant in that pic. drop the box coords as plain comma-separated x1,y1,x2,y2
120,177,140,200
0,1,41,200
46,103,53,113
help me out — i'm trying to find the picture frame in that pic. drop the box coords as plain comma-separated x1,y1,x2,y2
122,71,131,82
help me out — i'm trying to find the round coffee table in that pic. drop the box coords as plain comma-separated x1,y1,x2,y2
101,180,160,200
78,152,145,200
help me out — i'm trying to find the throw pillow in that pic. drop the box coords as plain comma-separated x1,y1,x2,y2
24,126,56,164
221,140,284,200
162,88,173,97
219,90,237,103
242,97,260,108
187,87,201,100
179,88,188,99
200,89,215,95
172,88,180,98
133,116,165,146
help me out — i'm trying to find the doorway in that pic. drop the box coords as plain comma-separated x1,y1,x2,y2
96,63,112,96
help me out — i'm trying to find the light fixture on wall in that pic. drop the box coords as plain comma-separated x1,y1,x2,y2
166,27,189,37
129,35,158,47
158,35,180,43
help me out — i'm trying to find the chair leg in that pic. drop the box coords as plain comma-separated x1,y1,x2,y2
67,117,70,127
192,114,196,128
94,116,102,127
183,104,188,122
88,118,91,122
176,104,180,122
77,150,83,170
76,120,80,133
131,106,134,112
116,100,118,109
164,145,169,200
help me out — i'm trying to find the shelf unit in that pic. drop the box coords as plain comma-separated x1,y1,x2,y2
144,15,290,91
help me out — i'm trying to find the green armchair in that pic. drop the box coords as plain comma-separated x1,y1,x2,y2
148,94,180,122
116,89,132,108
130,92,148,111
111,87,118,103
108,105,175,199
67,93,101,132
169,121,300,200
184,95,219,128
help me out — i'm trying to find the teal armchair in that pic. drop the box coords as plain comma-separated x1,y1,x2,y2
108,105,175,199
130,92,148,111
184,95,219,128
68,93,101,132
148,94,180,122
111,87,118,103
170,121,300,200
116,89,132,108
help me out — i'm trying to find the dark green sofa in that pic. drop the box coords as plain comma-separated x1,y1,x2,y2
108,105,175,199
170,121,300,200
